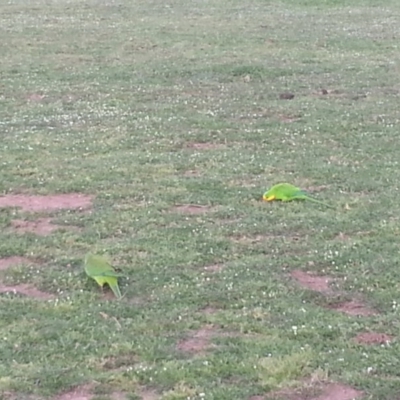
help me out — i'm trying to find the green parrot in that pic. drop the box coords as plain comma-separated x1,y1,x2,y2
84,253,123,299
263,183,333,208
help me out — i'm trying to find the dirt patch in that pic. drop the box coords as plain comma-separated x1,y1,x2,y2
231,234,301,244
354,332,393,345
97,288,121,301
11,218,59,236
55,385,93,400
335,232,350,241
249,396,265,400
203,264,224,273
27,93,46,102
0,256,32,271
0,193,93,212
277,113,302,123
10,218,81,236
329,300,376,316
268,382,362,400
0,284,54,300
57,389,127,400
110,392,127,400
177,325,216,354
187,142,225,150
231,235,273,244
200,306,219,315
137,389,160,400
312,89,343,97
291,270,332,294
0,393,38,400
313,383,362,400
172,204,214,214
279,92,295,100
183,169,201,177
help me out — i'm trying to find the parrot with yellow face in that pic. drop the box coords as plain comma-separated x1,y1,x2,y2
263,183,333,208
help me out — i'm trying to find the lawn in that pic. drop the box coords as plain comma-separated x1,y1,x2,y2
1,0,400,399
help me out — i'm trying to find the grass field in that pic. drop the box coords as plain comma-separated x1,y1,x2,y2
1,0,400,399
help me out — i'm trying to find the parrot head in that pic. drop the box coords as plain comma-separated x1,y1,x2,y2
263,191,275,201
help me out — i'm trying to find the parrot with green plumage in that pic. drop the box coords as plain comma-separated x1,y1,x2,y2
263,183,333,208
84,253,123,299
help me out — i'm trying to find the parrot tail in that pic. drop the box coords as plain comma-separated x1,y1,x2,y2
109,282,122,299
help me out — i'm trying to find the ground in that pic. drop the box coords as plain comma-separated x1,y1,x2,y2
1,0,400,399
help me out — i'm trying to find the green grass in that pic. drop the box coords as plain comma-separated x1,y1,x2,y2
1,0,400,399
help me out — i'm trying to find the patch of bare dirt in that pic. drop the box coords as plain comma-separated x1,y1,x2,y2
231,235,273,244
54,385,93,400
172,204,213,214
279,92,295,100
97,289,121,301
291,270,332,294
183,169,201,177
187,142,225,150
200,306,218,315
0,193,93,212
203,264,224,273
329,300,377,316
11,218,59,236
56,386,127,400
312,89,343,97
0,392,39,400
313,383,362,400
268,382,362,400
10,218,81,236
335,232,350,241
137,389,160,400
249,396,265,400
27,93,46,102
0,256,32,271
277,113,302,123
231,234,301,244
177,325,216,354
110,392,127,400
0,283,54,300
354,332,393,345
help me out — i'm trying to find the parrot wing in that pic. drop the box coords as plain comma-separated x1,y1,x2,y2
263,183,302,201
85,253,114,276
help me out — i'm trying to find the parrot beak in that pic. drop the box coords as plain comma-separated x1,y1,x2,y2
263,194,275,201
